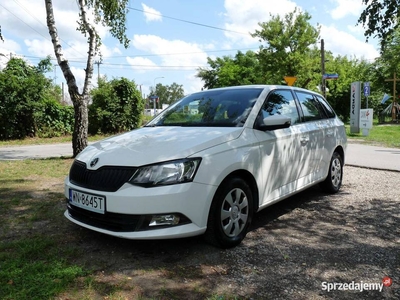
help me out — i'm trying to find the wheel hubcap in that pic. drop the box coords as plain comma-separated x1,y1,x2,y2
330,157,342,188
220,188,249,237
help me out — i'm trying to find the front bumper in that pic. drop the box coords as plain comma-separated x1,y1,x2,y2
64,177,217,239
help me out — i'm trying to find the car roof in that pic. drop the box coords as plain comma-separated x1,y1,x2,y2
199,84,324,98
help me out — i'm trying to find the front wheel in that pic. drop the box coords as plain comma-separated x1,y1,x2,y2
320,151,343,193
204,177,254,248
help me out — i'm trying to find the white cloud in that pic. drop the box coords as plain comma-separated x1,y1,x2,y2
223,0,298,45
70,66,88,92
25,39,54,58
185,73,204,94
130,35,210,94
132,34,209,68
141,3,162,23
321,25,379,60
0,39,21,55
126,56,158,72
330,0,363,20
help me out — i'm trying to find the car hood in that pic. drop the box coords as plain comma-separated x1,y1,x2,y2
76,126,243,169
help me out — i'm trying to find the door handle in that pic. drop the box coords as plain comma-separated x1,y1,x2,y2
326,130,334,137
300,136,309,145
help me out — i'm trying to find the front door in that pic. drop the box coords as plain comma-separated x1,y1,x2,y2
253,89,308,207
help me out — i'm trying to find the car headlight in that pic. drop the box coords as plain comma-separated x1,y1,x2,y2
129,158,201,187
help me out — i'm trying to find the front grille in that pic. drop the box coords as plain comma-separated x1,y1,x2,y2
69,160,137,192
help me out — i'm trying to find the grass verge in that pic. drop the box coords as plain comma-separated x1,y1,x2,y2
345,123,400,148
0,159,87,300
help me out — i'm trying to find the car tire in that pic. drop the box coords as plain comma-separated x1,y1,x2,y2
320,151,343,194
204,177,253,248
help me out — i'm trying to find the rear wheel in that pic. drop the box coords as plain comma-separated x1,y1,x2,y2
204,177,253,248
320,151,343,193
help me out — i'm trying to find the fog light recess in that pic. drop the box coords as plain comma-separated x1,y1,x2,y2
149,214,180,226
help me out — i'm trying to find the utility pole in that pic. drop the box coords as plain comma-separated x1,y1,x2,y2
321,39,326,98
385,73,399,122
94,61,102,83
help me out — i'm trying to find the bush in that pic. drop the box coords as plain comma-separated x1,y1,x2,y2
34,99,74,138
89,78,144,135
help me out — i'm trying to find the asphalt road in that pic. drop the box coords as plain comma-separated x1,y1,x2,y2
0,140,399,172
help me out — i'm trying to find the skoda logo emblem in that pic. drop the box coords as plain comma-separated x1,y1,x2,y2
90,158,99,168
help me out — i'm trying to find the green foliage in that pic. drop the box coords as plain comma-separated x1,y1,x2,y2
252,8,320,86
89,77,144,134
358,0,400,50
85,0,130,49
197,10,320,90
323,55,374,122
0,58,53,139
34,98,74,138
149,82,185,107
196,51,264,89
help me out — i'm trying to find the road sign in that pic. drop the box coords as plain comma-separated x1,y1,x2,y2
363,82,370,96
284,76,297,86
359,109,373,129
323,73,339,80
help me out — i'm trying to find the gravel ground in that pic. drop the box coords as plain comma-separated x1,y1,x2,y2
59,165,399,300
218,166,400,299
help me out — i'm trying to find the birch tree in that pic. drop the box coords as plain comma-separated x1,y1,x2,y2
44,0,130,157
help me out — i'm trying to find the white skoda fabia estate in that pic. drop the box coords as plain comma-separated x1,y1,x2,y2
64,85,347,248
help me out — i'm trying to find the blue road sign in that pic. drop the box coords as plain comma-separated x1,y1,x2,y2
363,82,370,96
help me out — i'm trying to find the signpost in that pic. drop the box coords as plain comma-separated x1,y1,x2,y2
150,95,159,116
350,82,361,133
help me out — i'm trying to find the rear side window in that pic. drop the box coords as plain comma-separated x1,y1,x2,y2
258,90,300,125
316,95,336,118
295,91,324,121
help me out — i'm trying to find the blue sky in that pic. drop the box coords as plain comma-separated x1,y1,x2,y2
0,0,379,101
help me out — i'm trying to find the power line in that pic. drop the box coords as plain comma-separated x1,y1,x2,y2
24,46,259,62
8,0,95,60
128,6,250,36
0,2,49,41
104,48,260,59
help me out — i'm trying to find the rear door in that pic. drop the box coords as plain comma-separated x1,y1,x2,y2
294,91,332,181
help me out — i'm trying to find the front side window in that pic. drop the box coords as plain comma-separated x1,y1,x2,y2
295,91,324,121
257,90,300,126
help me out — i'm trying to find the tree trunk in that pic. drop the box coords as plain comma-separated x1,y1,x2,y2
45,0,95,157
72,94,89,157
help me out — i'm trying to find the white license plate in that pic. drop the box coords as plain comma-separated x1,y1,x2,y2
69,189,106,214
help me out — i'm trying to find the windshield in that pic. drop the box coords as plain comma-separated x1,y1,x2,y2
146,88,263,127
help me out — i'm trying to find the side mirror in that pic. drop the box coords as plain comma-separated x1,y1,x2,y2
257,115,291,131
